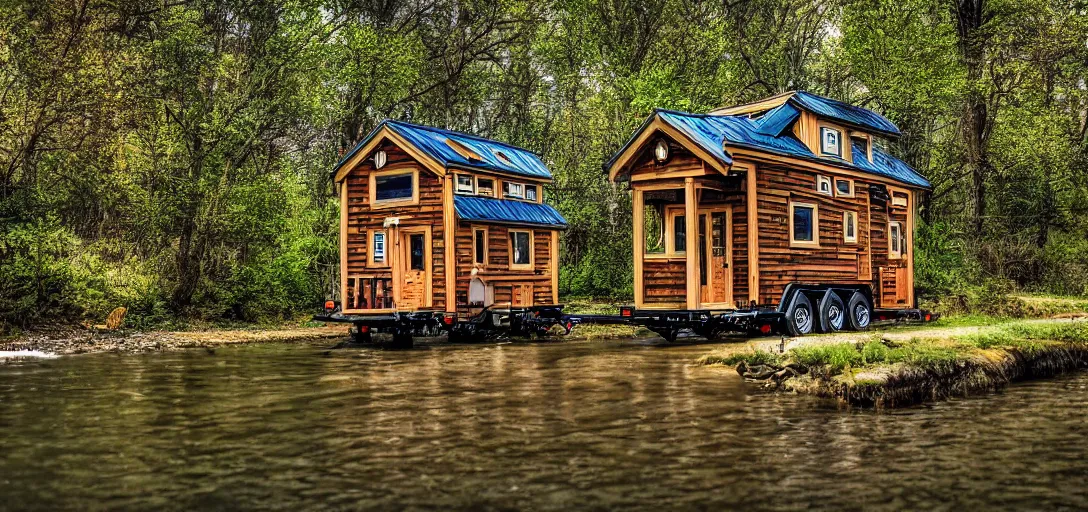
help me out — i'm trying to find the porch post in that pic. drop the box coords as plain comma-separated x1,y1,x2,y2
746,164,760,305
632,188,644,309
685,178,699,310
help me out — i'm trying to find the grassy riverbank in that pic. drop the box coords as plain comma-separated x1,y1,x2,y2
701,319,1088,408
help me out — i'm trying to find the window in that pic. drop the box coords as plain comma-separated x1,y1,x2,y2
525,184,538,201
473,228,487,265
456,174,475,194
820,126,842,157
509,230,532,269
817,175,832,195
889,222,906,258
891,193,908,207
503,182,524,199
477,178,494,197
409,233,425,270
371,231,386,265
843,211,857,244
835,178,854,197
790,202,819,247
665,206,687,255
371,170,416,204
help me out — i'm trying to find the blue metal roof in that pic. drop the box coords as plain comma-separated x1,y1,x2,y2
755,102,801,136
790,91,901,137
454,195,568,228
335,120,553,180
606,108,930,189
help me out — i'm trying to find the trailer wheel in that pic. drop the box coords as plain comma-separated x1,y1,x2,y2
785,293,814,336
846,293,871,331
819,292,846,332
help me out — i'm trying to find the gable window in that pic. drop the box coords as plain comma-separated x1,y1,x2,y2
835,178,854,197
503,182,524,199
371,231,387,265
477,178,495,197
820,127,843,157
525,184,538,201
889,222,906,259
843,211,858,244
816,175,833,195
473,227,487,265
509,230,533,269
790,202,819,247
456,174,475,194
367,170,413,206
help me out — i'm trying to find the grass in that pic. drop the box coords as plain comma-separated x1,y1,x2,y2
699,349,782,367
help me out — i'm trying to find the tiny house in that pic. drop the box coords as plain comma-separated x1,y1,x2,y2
606,91,931,335
330,120,567,344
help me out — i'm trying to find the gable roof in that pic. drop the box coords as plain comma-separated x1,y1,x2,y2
605,108,931,189
335,120,552,181
454,195,567,229
709,90,902,138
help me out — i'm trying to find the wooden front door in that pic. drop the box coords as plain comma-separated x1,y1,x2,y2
396,227,431,309
698,207,732,307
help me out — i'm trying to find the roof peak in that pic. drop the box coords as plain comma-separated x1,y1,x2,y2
708,90,901,138
383,119,542,157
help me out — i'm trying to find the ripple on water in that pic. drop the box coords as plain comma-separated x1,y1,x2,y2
1,339,1087,511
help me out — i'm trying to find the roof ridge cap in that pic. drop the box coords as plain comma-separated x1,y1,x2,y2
385,119,542,157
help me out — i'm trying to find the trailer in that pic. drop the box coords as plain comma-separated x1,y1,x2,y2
314,283,938,347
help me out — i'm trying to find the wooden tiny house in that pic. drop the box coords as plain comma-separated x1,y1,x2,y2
606,91,930,326
332,120,566,318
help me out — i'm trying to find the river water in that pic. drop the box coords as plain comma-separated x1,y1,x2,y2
2,338,1087,511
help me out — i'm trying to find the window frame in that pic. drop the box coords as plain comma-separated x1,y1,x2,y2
664,205,687,256
508,229,534,270
455,174,476,194
819,126,843,158
472,226,488,267
368,229,389,267
525,184,538,202
889,221,905,259
816,175,833,196
843,210,858,244
503,181,525,199
835,178,855,198
789,201,820,248
476,177,495,197
369,168,419,208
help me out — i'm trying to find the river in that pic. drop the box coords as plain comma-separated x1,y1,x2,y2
2,338,1086,510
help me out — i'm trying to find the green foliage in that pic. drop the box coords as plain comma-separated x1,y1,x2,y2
699,349,783,367
3,0,1088,332
791,344,864,373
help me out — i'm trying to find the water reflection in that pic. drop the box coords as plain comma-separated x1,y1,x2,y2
1,340,1086,510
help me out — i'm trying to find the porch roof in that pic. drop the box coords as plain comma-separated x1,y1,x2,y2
454,195,567,229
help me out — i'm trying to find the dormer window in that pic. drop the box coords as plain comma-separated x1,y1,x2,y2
525,184,538,201
820,126,843,157
477,178,494,196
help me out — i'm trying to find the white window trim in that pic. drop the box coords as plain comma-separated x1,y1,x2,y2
455,174,476,194
789,201,820,248
843,210,858,244
816,175,833,196
820,126,843,157
504,181,525,199
889,221,905,259
509,229,534,270
525,184,538,202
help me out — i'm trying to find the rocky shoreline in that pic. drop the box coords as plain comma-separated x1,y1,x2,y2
700,318,1088,408
0,325,347,358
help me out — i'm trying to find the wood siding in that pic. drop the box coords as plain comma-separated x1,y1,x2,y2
453,222,558,315
343,142,447,310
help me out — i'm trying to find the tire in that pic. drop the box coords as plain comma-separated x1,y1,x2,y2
818,291,846,333
785,292,815,336
845,292,872,331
